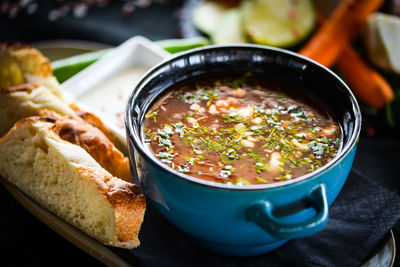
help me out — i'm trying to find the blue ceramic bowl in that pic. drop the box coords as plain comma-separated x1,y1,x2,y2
125,45,361,256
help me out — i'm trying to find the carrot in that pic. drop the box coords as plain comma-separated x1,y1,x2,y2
300,0,385,67
337,45,394,108
308,9,394,108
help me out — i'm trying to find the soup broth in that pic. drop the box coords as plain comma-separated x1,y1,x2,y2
143,74,341,185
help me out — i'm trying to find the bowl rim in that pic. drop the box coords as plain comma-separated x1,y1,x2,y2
125,44,362,191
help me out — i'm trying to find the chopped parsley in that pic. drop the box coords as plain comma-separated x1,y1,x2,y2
172,122,185,138
145,108,158,122
308,141,325,157
144,75,341,185
177,164,190,174
178,86,219,104
157,152,175,163
235,177,251,185
255,162,270,173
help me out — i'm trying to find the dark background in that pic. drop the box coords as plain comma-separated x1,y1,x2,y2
0,1,183,45
1,1,399,266
1,2,182,266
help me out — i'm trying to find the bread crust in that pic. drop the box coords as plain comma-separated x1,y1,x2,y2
0,84,131,181
0,43,62,98
0,43,122,148
0,82,40,94
0,116,145,248
78,166,145,247
0,43,52,77
69,103,123,150
52,115,132,182
0,43,146,248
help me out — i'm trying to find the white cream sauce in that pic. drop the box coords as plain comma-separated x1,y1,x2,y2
77,66,148,129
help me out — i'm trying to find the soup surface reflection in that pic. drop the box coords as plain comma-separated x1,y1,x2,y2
143,74,341,185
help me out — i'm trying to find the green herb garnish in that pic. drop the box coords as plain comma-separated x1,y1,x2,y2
256,177,269,184
308,141,325,157
157,152,175,163
255,162,270,173
235,177,251,185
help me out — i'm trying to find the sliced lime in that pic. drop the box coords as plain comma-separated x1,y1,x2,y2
242,0,316,47
364,12,400,74
211,9,247,44
192,1,230,35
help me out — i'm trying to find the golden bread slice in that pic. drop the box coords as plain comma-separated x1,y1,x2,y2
0,116,145,248
0,83,122,150
0,43,124,150
0,43,62,98
0,83,131,181
0,83,77,137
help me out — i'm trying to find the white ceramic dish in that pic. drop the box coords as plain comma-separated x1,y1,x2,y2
61,36,169,144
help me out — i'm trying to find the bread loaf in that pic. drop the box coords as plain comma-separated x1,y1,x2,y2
0,117,145,248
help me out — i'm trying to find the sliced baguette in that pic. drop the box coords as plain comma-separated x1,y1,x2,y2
51,115,132,182
0,84,131,182
0,83,77,137
0,43,62,98
0,82,121,149
0,116,145,248
0,43,121,148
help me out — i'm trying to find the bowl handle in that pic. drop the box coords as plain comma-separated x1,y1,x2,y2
245,184,328,239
